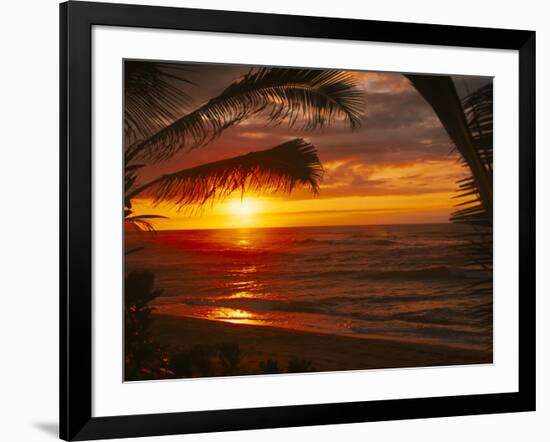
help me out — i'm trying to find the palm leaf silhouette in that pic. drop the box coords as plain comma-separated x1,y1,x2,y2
127,138,322,207
406,76,493,326
450,83,493,227
405,75,492,223
125,61,195,143
125,214,168,232
453,83,493,300
126,67,363,163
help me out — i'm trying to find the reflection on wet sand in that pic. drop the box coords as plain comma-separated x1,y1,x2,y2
153,304,271,326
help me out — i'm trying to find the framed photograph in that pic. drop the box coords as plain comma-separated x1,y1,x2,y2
60,1,536,440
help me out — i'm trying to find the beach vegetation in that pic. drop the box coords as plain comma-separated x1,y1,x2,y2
124,270,172,380
259,358,280,374
287,356,314,373
170,345,215,378
406,76,493,320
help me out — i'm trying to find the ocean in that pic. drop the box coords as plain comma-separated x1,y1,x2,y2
126,223,492,351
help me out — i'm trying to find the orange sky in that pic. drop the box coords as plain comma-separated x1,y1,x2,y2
128,66,487,230
131,158,468,230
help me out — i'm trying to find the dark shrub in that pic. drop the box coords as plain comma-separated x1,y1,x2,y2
124,270,170,380
218,342,242,376
258,358,280,374
171,345,215,378
287,356,313,373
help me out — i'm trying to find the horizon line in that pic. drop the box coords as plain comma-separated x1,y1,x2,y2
127,221,455,233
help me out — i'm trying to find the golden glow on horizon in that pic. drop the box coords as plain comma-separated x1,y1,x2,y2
131,191,461,231
128,159,468,231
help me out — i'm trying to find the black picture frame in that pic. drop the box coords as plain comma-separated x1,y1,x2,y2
60,1,536,440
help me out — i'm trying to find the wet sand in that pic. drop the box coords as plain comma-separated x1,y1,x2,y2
151,314,492,376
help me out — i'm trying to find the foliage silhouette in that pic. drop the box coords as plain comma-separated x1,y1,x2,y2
125,61,195,144
258,358,280,374
218,342,243,376
123,62,363,228
125,64,363,163
287,356,313,373
406,76,493,329
406,75,492,221
124,270,172,380
170,345,215,378
127,139,323,208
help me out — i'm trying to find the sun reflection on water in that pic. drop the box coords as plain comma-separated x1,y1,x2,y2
153,304,268,326
206,307,264,325
228,280,256,288
235,265,257,274
224,291,257,299
224,265,264,299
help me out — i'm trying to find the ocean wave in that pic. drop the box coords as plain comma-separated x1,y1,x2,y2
295,238,400,246
166,292,460,317
312,266,469,281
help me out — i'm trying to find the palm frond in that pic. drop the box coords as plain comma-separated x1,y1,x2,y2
126,68,364,163
125,214,168,232
127,138,323,208
450,82,493,228
451,83,493,311
405,74,492,221
125,164,147,210
462,83,493,174
125,60,195,144
407,76,493,324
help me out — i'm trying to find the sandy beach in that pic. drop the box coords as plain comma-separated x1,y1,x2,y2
151,314,492,377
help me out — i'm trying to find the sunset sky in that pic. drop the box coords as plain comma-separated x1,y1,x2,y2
130,64,491,230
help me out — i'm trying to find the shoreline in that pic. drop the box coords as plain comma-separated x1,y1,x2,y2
150,314,493,377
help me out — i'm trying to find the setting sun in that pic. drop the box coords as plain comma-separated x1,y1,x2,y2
227,198,261,218
216,197,264,228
